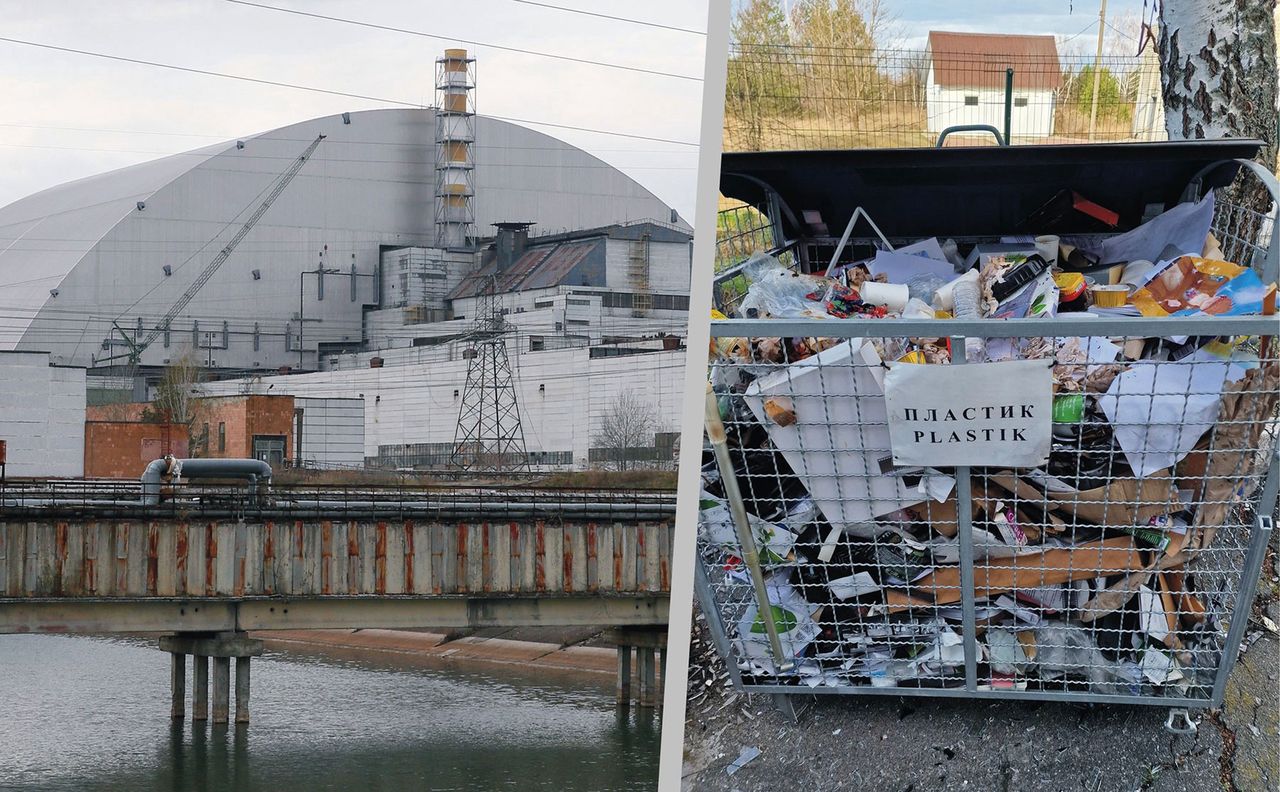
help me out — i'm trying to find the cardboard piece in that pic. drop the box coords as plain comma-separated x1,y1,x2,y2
885,537,1143,613
1164,570,1206,626
1042,469,1181,525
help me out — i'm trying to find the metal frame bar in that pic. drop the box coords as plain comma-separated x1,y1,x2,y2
695,560,744,688
949,336,979,693
714,683,1216,709
710,316,1280,339
1211,514,1274,704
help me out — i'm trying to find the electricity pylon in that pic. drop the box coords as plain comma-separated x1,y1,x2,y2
450,275,528,472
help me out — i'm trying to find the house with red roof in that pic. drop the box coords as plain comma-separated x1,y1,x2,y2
926,31,1062,140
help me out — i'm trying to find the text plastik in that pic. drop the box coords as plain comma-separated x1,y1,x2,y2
905,405,1037,444
884,360,1053,468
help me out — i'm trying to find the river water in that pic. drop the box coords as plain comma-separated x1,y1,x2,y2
0,634,659,791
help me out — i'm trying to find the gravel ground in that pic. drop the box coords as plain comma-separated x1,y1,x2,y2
681,551,1279,792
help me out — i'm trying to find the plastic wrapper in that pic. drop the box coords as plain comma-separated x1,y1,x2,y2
737,253,830,319
1131,256,1267,317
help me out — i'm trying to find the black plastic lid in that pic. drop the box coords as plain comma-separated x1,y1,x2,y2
720,139,1262,241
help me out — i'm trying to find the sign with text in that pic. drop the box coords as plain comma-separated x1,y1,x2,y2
884,359,1053,467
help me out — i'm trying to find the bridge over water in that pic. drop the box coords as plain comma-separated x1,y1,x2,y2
0,482,675,720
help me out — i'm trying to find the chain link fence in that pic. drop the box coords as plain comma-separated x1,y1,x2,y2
724,43,1166,153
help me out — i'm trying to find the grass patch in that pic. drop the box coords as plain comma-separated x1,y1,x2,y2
534,470,678,491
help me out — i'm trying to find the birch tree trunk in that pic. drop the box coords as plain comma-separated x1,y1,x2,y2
1159,0,1278,211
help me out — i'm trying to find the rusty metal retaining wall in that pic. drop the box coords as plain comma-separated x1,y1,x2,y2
0,519,672,599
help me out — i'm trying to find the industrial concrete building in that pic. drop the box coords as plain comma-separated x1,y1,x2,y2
200,343,684,470
0,51,690,475
0,108,687,373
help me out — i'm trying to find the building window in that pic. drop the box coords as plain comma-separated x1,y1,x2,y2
218,422,226,453
1013,97,1028,108
566,297,591,306
253,323,260,351
162,323,170,348
534,299,555,309
964,95,979,106
529,336,545,351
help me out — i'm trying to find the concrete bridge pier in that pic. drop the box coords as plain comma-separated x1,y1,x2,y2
606,627,666,710
194,656,209,721
160,632,263,725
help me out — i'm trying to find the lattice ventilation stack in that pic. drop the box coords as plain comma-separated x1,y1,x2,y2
434,48,476,250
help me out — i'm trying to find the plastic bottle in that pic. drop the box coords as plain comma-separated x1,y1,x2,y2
905,272,948,303
949,270,986,360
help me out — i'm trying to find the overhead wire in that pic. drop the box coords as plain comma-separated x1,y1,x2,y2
507,0,705,36
222,0,701,81
0,141,698,171
0,35,699,146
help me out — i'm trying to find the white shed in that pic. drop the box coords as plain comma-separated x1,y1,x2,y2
926,31,1062,140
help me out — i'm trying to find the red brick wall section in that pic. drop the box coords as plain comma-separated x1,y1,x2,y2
85,403,148,422
246,394,294,459
84,422,189,479
198,395,293,460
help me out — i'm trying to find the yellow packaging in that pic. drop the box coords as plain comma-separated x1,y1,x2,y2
1090,285,1129,308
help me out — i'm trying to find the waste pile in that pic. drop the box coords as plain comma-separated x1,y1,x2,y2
702,195,1279,696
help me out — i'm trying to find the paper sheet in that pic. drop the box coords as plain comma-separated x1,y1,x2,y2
1137,585,1170,643
868,248,956,284
1097,350,1244,479
894,237,949,261
743,339,923,527
827,571,880,601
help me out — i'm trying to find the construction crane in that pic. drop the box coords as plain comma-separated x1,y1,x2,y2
98,134,326,367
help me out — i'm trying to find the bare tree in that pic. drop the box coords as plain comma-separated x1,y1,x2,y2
141,348,208,455
594,391,658,471
1158,0,1278,190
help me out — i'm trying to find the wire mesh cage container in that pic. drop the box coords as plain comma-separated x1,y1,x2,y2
699,139,1279,723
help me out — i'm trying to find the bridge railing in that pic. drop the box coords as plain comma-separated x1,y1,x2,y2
0,480,676,521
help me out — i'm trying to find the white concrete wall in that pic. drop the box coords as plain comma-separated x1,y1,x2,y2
358,291,687,357
603,238,692,293
926,85,1055,138
202,345,685,469
0,351,86,477
294,397,365,468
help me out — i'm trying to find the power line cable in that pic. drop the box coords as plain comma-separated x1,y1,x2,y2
508,0,704,35
0,141,697,170
223,0,701,81
0,35,699,146
0,122,700,153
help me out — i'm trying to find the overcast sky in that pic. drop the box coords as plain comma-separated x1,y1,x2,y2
0,1,1160,220
0,0,707,217
886,0,1149,53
